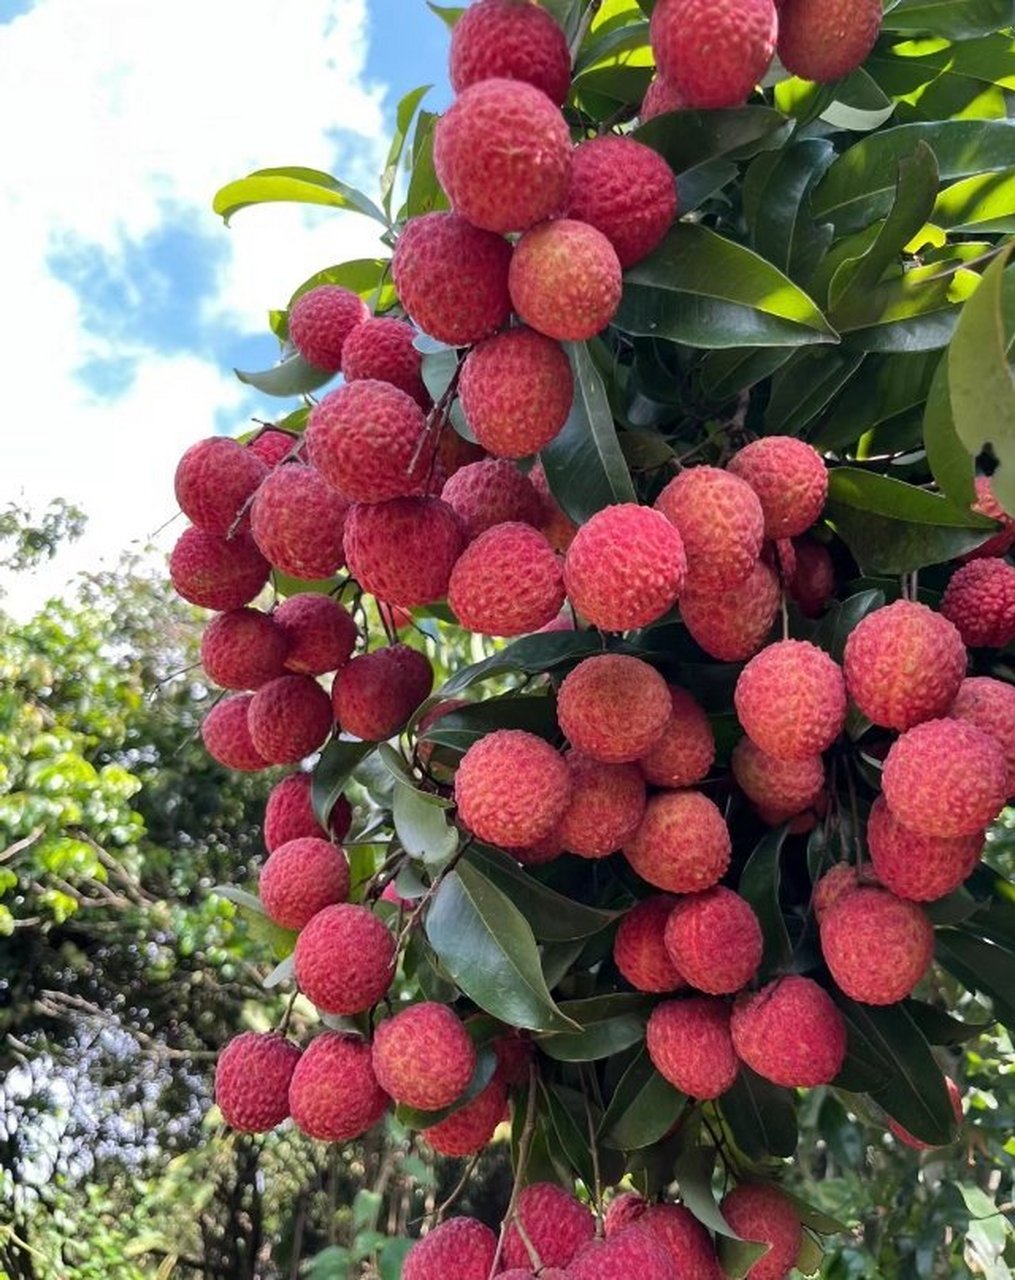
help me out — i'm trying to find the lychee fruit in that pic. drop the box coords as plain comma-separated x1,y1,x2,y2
821,886,933,1005
288,1031,389,1141
557,654,671,763
340,315,430,407
502,1182,595,1271
170,526,270,611
556,751,647,858
563,503,686,632
787,537,834,618
881,717,1007,838
492,1029,534,1088
567,135,677,269
720,1184,802,1280
842,600,967,730
438,428,487,478
454,729,571,847
512,831,565,866
650,0,777,108
175,436,268,536
568,1226,676,1280
605,1192,648,1235
664,887,763,995
293,903,395,1015
639,1203,723,1280
441,458,541,542
812,862,862,924
392,211,512,346
732,736,825,815
458,327,573,458
288,284,368,372
949,676,1015,794
735,639,847,760
625,791,731,893
681,557,780,661
449,0,571,105
614,896,685,994
333,645,433,741
345,497,465,607
422,1077,507,1156
726,437,827,538
962,474,1015,560
638,686,715,788
867,795,983,903
731,975,847,1087
249,464,349,581
200,607,289,689
248,428,298,468
201,694,267,771
448,522,564,636
777,0,883,84
647,997,739,1099
247,673,333,765
509,218,623,342
259,836,350,930
656,467,764,592
640,75,686,120
941,558,1015,649
530,461,578,552
888,1076,963,1151
214,1031,300,1132
403,1217,498,1280
274,593,358,675
371,1002,477,1112
263,772,352,851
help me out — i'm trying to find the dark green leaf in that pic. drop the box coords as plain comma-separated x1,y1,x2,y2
717,1234,771,1279
235,352,334,397
440,630,604,695
403,110,449,220
932,168,1015,235
809,349,939,450
542,1084,597,1189
766,348,866,438
423,694,559,753
599,1046,687,1150
213,166,387,225
537,994,652,1061
881,0,1015,40
742,139,836,283
673,1142,741,1239
738,828,793,981
936,930,1015,1028
719,1067,798,1161
312,740,376,827
924,355,977,510
904,999,994,1046
467,845,621,942
635,106,789,192
808,589,886,662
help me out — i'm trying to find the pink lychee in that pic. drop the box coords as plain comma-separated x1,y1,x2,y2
638,686,715,788
820,886,934,1005
502,1182,595,1271
731,975,847,1087
449,0,572,105
556,751,647,859
214,1031,300,1132
422,1078,507,1156
332,645,434,741
867,795,983,903
174,436,268,535
734,639,847,760
680,557,780,661
288,285,369,372
201,694,267,771
614,896,685,994
509,219,623,342
170,526,270,611
458,327,573,458
263,772,352,851
344,497,465,607
371,1002,477,1112
557,654,671,763
727,437,828,538
949,676,1015,794
247,673,333,765
249,464,349,581
651,0,777,109
664,887,763,995
274,593,358,675
448,522,564,636
259,836,350,930
288,1031,389,1141
403,1218,498,1280
941,558,1015,649
656,467,764,592
293,903,395,1015
647,997,739,1099
441,458,541,542
720,1184,802,1280
200,607,289,689
454,729,571,847
624,791,731,894
340,315,430,407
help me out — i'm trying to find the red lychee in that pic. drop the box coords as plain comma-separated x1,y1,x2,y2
422,1078,507,1156
664,887,763,995
567,135,677,269
371,1002,477,1112
340,316,429,407
949,676,1015,794
403,1217,498,1280
174,436,268,535
247,673,333,765
502,1182,595,1271
731,975,847,1087
727,437,827,538
345,497,465,607
448,522,564,636
512,831,565,866
720,1184,802,1280
492,1029,534,1088
640,75,686,120
777,0,882,84
640,1204,723,1280
263,772,352,851
821,886,934,1005
732,736,824,815
454,729,571,847
625,791,731,893
170,526,270,611
941,558,1015,649
963,474,1015,560
556,751,647,858
530,461,578,552
638,686,715,788
288,1031,389,1141
248,428,298,468
735,640,847,760
441,458,541,542
458,327,573,458
293,903,395,1015
656,467,764,592
214,1031,300,1132
332,645,434,741
449,0,571,105
651,0,777,108
557,654,670,763
812,862,862,924
787,537,834,618
867,795,983,903
888,1077,963,1151
274,593,358,675
614,896,685,994
605,1192,647,1235
681,557,780,661
288,284,368,372
259,836,350,930
201,694,267,771
568,1226,676,1280
647,997,739,1099
249,464,348,581
200,607,289,689
509,218,623,342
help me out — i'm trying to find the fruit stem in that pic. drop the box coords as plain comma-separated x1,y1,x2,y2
581,1067,605,1232
489,1064,541,1278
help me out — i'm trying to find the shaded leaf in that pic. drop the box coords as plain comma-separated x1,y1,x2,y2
235,352,334,398
881,0,1015,40
440,630,604,695
467,844,621,942
423,694,559,753
673,1142,741,1239
924,355,977,510
313,740,377,827
738,828,793,980
904,999,994,1046
936,929,1015,1028
719,1067,798,1160
808,589,886,662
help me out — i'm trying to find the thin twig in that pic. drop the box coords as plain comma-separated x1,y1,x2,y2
581,1068,604,1230
0,827,43,864
433,1155,481,1225
489,1065,541,1278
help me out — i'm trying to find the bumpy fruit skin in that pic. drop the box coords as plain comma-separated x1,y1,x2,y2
449,523,563,636
640,1204,723,1280
731,975,847,1087
509,219,623,342
605,1192,648,1235
647,997,739,1099
202,695,266,771
441,459,541,542
530,461,578,552
263,772,352,851
345,498,465,607
651,0,777,108
867,795,983,902
333,645,433,741
569,1226,675,1280
639,686,715,788
248,674,333,765
459,327,573,458
502,1183,595,1271
881,717,1007,838
557,654,671,763
403,1217,498,1280
963,474,1015,560
214,1032,300,1132
735,640,847,760
788,537,835,617
175,437,268,536
641,75,686,119
732,736,824,814
567,136,677,269
727,437,828,538
288,1031,389,1142
259,836,350,930
812,862,862,923
294,903,395,1015
777,0,882,83
821,887,934,1005
455,729,571,846
274,594,357,676
201,608,289,689
170,527,270,611
681,558,780,661
371,1003,477,1111
564,504,686,631
340,316,429,407
422,1078,507,1156
664,887,763,994
843,600,967,731
492,1029,534,1088
721,1184,802,1280
950,677,1015,794
250,464,348,581
450,0,571,104
625,791,731,893
888,1077,963,1151
288,285,368,371
614,896,685,993
556,752,647,858
248,429,297,468
941,559,1015,649
392,211,512,346
656,467,764,592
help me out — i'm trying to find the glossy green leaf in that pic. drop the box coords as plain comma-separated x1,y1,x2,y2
820,68,896,133
537,1003,650,1061
600,1047,687,1150
808,350,938,450
402,110,449,220
881,0,1015,39
288,258,392,308
673,1142,741,1239
234,352,334,397
936,930,1015,1028
808,589,886,662
312,740,377,827
766,348,866,438
213,166,387,225
719,1067,798,1161
933,170,1015,235
833,261,978,352
742,139,836,283
381,85,431,216
634,106,788,183
924,355,977,510
422,694,559,752
905,999,994,1045
542,1085,598,1191
440,630,603,696
738,829,793,981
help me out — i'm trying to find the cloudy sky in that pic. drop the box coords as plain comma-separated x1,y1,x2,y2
0,0,452,615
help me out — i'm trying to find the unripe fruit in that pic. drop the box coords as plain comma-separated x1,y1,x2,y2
625,791,731,893
345,497,465,607
567,136,677,268
888,1077,963,1151
403,1217,498,1280
249,464,349,581
821,887,933,1005
371,1003,477,1111
812,862,862,924
274,593,357,675
732,736,824,814
441,459,541,542
664,887,763,994
949,676,1015,794
639,1203,724,1280
170,526,270,611
288,285,368,371
450,0,571,105
201,608,289,689
455,729,571,847
448,522,564,636
248,674,333,765
721,1184,802,1280
289,1031,389,1141
867,796,983,903
201,694,267,771
640,75,686,120
509,219,623,342
651,0,777,109
333,645,433,741
175,437,268,535
502,1182,596,1271
263,772,352,851
459,327,573,458
639,686,715,788
569,1226,677,1280
962,474,1015,560
734,640,847,760
340,316,429,407
564,504,687,632
614,896,685,993
422,1078,507,1156
248,428,298,468
656,467,765,592
681,558,780,661
259,836,350,930
556,752,647,858
787,537,834,618
647,997,739,1099
557,654,670,763
941,558,1015,649
727,437,828,538
530,461,578,552
294,903,395,1014
777,0,882,84
731,975,847,1087
214,1032,300,1132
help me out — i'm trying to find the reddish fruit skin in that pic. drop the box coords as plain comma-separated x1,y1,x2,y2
332,645,434,741
201,695,267,771
640,1204,723,1280
647,997,739,1099
403,1217,498,1280
567,136,677,268
175,437,268,536
263,772,352,850
821,887,934,1005
458,328,573,458
867,796,983,903
247,674,333,765
625,791,731,893
731,975,847,1087
557,654,671,764
435,78,571,234
681,558,780,661
259,836,350,930
248,429,298,467
651,0,777,108
881,717,1007,838
448,523,564,636
502,1183,595,1271
721,1184,802,1280
530,461,578,552
441,459,542,542
605,1192,648,1235
201,608,289,689
392,211,512,346
735,640,847,760
170,526,270,611
888,1077,963,1150
455,729,571,847
614,896,685,993
777,0,882,83
274,594,357,675
564,504,686,631
732,736,824,814
656,467,764,592
340,316,429,407
639,686,715,788
509,219,623,342
556,751,647,858
345,498,465,607
641,75,686,119
727,437,828,538
812,863,863,924
288,285,368,372
422,1078,507,1156
492,1029,535,1087
449,0,572,105
843,600,967,731
214,1032,300,1132
294,903,395,1015
788,537,835,617
371,1003,477,1111
249,464,348,581
962,474,1015,560
568,1226,676,1280
664,887,763,995
288,1031,389,1141
941,559,1015,649
949,676,1015,794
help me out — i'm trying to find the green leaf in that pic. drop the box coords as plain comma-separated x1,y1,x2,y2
392,779,459,868
738,828,793,981
717,1233,771,1279
673,1142,741,1239
765,348,866,438
542,1084,598,1190
742,139,836,283
213,166,388,225
381,85,431,217
599,1047,687,1150
924,355,977,510
425,862,579,1032
426,3,464,27
288,258,394,310
833,260,978,352
933,170,1015,235
395,1046,498,1128
881,0,1015,40
422,694,559,753
440,631,604,696
904,998,994,1046
719,1067,798,1161
403,110,449,220
312,740,376,827
936,929,1015,1028
537,993,651,1061
808,349,938,450
807,589,886,663
234,352,334,397
819,68,896,133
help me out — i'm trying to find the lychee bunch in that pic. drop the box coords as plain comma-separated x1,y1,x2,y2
647,997,739,1099
288,1031,390,1141
614,896,685,993
557,654,671,763
259,836,350,930
175,436,267,536
288,284,368,371
664,887,763,994
293,903,395,1015
650,0,777,109
454,728,571,846
731,975,847,1087
624,790,731,894
249,464,349,581
371,1002,476,1111
509,218,623,342
567,135,677,268
449,0,571,105
448,522,564,635
214,1031,300,1132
